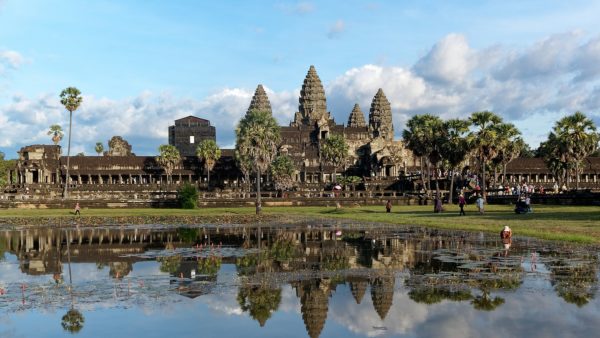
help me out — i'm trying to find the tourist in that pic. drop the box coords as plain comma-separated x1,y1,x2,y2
74,202,81,216
458,193,466,216
476,195,484,214
385,200,392,213
553,182,559,194
500,225,512,240
434,196,443,213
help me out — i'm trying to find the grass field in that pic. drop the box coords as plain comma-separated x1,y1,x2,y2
1,204,599,243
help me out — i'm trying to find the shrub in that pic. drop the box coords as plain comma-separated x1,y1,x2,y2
178,183,198,209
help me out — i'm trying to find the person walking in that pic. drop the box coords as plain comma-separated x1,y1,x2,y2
385,200,392,213
458,193,466,216
74,202,81,216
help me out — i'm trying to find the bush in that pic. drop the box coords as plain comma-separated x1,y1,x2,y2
178,183,198,209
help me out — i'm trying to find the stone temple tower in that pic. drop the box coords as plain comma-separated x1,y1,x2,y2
347,103,367,128
293,65,330,126
368,88,393,140
247,84,272,115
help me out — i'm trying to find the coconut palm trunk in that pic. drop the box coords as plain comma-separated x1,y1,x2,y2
256,167,262,215
63,110,73,198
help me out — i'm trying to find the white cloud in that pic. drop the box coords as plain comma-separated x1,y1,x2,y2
328,19,346,39
3,31,600,157
413,33,475,84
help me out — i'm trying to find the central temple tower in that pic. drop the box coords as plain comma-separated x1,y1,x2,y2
292,65,331,126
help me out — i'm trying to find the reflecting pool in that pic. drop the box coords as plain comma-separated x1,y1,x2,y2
0,221,599,338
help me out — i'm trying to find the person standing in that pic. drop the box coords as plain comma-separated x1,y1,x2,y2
74,202,81,216
385,200,392,213
476,195,485,214
458,193,466,216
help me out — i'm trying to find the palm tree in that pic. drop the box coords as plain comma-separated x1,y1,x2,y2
48,124,64,145
235,110,281,214
196,139,221,189
441,118,471,203
270,155,296,195
95,142,104,156
59,87,82,198
320,134,349,183
468,111,503,200
156,144,181,184
553,112,599,189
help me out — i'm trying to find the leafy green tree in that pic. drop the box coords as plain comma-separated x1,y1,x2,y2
552,112,599,189
0,152,16,187
468,111,503,199
60,87,83,198
196,139,221,188
48,124,64,145
402,114,442,195
491,123,522,186
94,142,104,156
178,183,198,209
235,148,253,195
270,155,295,194
320,134,349,183
539,134,570,188
440,118,471,202
156,144,181,184
235,110,281,215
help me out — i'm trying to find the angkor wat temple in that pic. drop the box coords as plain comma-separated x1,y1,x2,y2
3,65,600,202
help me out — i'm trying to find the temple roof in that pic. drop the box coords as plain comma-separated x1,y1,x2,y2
247,84,272,114
347,103,367,128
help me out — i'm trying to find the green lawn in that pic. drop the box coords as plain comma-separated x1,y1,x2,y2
1,204,599,243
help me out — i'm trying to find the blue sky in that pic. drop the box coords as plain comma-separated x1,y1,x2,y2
1,0,600,157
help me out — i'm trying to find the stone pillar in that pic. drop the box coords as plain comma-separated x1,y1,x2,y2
77,175,82,184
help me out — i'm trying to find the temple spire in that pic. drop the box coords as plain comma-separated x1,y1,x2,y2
294,65,329,126
347,103,366,128
247,84,272,115
368,88,393,140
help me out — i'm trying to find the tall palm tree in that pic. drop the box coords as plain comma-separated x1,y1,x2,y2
320,134,349,183
554,112,599,189
59,87,82,198
196,139,221,188
468,111,503,200
156,144,181,184
235,110,281,215
48,124,64,145
95,142,104,156
441,118,471,203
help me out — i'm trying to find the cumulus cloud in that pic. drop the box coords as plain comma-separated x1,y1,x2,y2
0,87,298,157
327,19,346,39
3,31,600,157
413,33,475,84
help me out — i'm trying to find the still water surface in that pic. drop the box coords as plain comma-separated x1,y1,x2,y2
0,221,598,338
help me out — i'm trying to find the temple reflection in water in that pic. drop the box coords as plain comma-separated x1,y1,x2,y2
0,224,598,338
